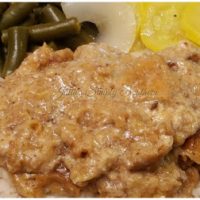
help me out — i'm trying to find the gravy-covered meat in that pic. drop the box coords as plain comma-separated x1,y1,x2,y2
178,129,200,173
0,42,200,197
96,154,199,197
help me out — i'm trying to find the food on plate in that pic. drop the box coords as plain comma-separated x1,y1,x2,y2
0,41,200,197
1,2,200,198
140,3,184,51
180,130,200,165
0,3,38,30
2,27,28,77
61,3,137,52
2,3,200,77
0,3,98,77
39,4,66,23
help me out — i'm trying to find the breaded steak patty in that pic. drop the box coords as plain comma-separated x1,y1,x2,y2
0,42,200,197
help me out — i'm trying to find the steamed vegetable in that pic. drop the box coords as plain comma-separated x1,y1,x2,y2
2,27,28,77
21,14,37,26
28,18,80,42
1,2,200,78
0,2,99,77
60,22,98,50
41,4,66,23
180,4,200,46
0,3,38,30
2,18,80,43
140,3,185,51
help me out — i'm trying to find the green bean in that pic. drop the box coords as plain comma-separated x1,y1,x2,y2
1,30,8,44
0,3,9,16
41,4,66,23
28,18,80,42
1,18,80,44
2,27,28,77
3,46,7,55
0,3,38,30
61,22,98,50
81,22,99,39
33,7,43,22
21,14,37,26
33,7,42,16
62,29,94,51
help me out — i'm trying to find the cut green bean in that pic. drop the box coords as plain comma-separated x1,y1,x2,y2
0,3,95,77
21,14,37,26
81,22,99,39
62,29,94,51
61,22,99,50
0,3,38,30
28,18,80,42
2,27,28,77
1,18,80,44
33,7,43,22
1,30,8,44
33,7,43,16
41,4,66,23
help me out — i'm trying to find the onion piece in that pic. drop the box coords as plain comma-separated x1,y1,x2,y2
61,3,137,52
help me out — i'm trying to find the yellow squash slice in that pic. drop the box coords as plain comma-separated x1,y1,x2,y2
140,3,185,51
181,3,200,46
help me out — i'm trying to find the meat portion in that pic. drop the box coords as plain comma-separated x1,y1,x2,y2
0,42,200,197
180,130,200,166
96,154,199,197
